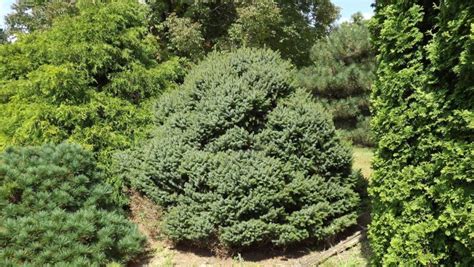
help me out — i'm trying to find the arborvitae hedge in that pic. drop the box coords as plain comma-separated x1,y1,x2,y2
297,16,375,146
0,143,145,265
118,48,362,251
369,0,473,265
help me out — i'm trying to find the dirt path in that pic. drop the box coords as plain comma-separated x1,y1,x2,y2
135,231,367,267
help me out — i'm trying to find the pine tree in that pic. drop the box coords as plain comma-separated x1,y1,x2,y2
0,144,145,265
297,14,375,146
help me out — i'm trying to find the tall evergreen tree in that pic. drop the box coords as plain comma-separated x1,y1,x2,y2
369,0,473,265
297,14,375,146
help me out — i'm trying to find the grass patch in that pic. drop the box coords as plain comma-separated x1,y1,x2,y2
353,147,374,179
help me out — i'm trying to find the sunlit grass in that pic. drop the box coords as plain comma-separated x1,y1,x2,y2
353,147,374,179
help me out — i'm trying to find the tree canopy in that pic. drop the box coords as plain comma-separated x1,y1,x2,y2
5,0,77,34
4,0,339,66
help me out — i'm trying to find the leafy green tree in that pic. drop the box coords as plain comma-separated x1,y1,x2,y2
5,0,77,34
146,0,339,66
261,0,340,66
0,143,145,265
145,0,236,56
157,12,205,61
0,0,184,198
297,14,375,146
117,48,362,251
228,0,282,48
369,0,473,265
6,0,339,65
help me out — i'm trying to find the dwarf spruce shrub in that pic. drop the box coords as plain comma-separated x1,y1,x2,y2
0,144,145,266
118,48,361,251
369,0,473,265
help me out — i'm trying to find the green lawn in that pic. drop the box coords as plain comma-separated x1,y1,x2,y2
353,147,374,179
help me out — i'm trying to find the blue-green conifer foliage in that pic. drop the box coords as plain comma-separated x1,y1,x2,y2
118,48,362,251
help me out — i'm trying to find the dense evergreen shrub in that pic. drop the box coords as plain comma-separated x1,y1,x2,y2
118,48,361,251
297,15,375,147
0,143,145,265
0,1,184,198
369,1,473,265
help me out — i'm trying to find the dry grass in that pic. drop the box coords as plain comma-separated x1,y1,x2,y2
129,190,163,241
320,241,372,267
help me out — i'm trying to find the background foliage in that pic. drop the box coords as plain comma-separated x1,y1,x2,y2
5,0,77,34
298,14,375,147
4,0,339,66
369,0,473,265
117,48,362,251
0,29,7,44
145,0,339,66
0,0,184,198
0,143,145,265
